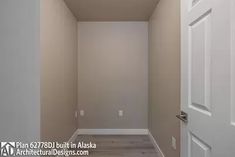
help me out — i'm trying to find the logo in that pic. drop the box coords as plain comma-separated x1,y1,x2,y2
0,142,15,156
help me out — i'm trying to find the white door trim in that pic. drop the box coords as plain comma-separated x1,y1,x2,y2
76,129,148,135
231,0,235,126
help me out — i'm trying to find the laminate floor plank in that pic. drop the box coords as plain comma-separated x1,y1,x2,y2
72,135,160,157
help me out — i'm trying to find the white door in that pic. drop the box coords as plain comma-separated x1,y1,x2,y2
180,0,235,156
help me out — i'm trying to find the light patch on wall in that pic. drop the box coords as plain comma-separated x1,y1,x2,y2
231,0,235,126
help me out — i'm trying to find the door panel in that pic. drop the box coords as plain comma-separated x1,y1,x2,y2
190,9,211,115
181,0,235,156
189,133,211,157
191,0,200,8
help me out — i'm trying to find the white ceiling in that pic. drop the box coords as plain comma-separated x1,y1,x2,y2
64,0,159,21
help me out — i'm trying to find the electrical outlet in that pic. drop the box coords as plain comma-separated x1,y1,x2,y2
80,110,85,116
172,136,177,150
118,110,123,117
75,111,78,118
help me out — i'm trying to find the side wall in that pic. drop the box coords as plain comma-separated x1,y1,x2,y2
0,0,40,142
149,0,181,156
78,22,148,129
40,0,78,142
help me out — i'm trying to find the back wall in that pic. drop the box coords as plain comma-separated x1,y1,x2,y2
78,22,148,129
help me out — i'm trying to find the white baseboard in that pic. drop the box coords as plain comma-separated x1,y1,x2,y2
77,129,148,135
68,128,80,143
57,129,80,157
148,130,165,157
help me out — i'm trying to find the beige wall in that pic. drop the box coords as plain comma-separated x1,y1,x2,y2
78,22,148,129
148,0,181,157
40,0,78,142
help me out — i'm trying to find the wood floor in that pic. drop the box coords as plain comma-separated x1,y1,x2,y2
73,135,160,157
